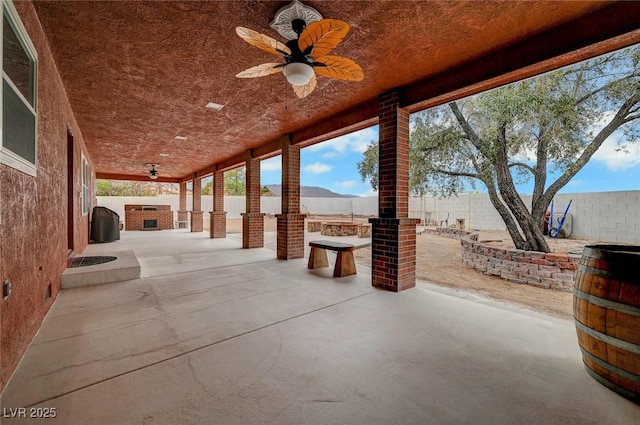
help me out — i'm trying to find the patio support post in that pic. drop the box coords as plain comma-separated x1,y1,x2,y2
276,134,306,259
369,90,419,292
190,175,203,232
178,181,188,228
210,167,226,238
242,152,264,248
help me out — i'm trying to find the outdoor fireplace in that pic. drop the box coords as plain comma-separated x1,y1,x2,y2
124,204,173,230
143,219,158,230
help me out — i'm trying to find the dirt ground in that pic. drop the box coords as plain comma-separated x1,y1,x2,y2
354,234,576,320
226,218,580,320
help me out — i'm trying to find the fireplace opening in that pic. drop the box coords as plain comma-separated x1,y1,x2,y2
143,219,158,230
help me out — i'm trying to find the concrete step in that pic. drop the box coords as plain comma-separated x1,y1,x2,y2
62,250,141,289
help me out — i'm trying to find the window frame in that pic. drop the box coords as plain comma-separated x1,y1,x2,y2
0,0,38,176
81,153,89,216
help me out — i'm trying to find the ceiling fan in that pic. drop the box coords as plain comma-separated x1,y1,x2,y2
146,164,159,180
235,1,363,98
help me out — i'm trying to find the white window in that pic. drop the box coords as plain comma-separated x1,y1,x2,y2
1,0,38,176
81,154,89,215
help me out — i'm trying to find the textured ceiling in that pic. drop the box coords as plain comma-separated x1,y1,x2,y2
31,0,640,181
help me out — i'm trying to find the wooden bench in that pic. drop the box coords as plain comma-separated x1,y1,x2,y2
308,240,357,277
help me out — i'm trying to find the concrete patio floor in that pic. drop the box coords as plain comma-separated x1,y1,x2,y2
1,230,638,424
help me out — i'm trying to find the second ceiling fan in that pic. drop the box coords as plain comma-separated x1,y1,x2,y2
235,2,363,99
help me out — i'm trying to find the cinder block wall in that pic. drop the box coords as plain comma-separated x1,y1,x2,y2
97,189,640,244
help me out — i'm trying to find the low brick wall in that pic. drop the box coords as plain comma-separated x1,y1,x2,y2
357,224,371,238
307,220,322,232
321,222,360,237
421,226,470,240
460,233,580,292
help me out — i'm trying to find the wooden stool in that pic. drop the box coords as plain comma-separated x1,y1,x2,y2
308,240,357,277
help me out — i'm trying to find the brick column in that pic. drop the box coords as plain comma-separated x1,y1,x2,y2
210,168,227,238
190,176,203,232
369,90,419,292
177,181,188,227
241,154,264,248
276,135,306,259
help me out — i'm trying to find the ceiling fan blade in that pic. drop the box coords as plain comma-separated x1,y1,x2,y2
236,27,291,57
298,19,350,59
236,63,284,78
313,55,364,81
292,74,317,98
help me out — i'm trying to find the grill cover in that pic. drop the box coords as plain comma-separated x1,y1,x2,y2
90,206,120,242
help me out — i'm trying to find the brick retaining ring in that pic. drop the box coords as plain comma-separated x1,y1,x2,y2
421,227,580,292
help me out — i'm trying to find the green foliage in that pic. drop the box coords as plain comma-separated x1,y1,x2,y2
95,179,158,196
225,168,246,195
357,45,640,251
201,181,213,195
357,142,378,191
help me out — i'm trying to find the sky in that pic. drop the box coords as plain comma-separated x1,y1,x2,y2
259,124,640,197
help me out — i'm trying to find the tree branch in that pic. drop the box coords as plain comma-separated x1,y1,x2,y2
623,113,639,124
448,102,489,157
575,73,639,106
508,162,535,174
546,91,640,197
431,168,479,179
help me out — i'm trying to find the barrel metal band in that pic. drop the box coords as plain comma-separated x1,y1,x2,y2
577,264,633,280
574,320,640,355
580,347,640,383
582,364,640,403
574,289,640,318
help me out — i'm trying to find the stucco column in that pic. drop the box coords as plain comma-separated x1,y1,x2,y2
177,181,188,228
369,90,419,292
190,176,203,232
276,135,306,259
241,153,264,248
210,167,227,238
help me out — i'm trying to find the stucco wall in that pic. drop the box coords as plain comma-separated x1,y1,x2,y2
0,1,95,393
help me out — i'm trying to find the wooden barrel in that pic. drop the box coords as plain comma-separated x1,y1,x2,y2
573,244,640,403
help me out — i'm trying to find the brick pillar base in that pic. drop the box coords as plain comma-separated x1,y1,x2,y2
275,213,306,259
369,218,420,292
177,210,189,228
190,211,204,232
210,211,227,238
242,213,265,248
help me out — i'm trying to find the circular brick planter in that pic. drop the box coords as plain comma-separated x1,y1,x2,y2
460,232,580,292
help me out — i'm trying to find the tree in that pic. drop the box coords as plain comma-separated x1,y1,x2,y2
95,179,158,196
359,46,640,252
225,168,246,195
201,181,213,195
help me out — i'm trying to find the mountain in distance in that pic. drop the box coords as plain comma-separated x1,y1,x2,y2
266,184,359,198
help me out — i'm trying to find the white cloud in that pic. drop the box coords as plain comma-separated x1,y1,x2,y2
306,127,378,155
322,152,339,159
336,180,356,188
586,110,640,171
261,156,281,171
591,133,640,171
304,162,333,174
359,188,378,197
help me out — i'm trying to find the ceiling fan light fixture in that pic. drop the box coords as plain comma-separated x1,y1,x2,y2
147,163,159,179
283,62,314,86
